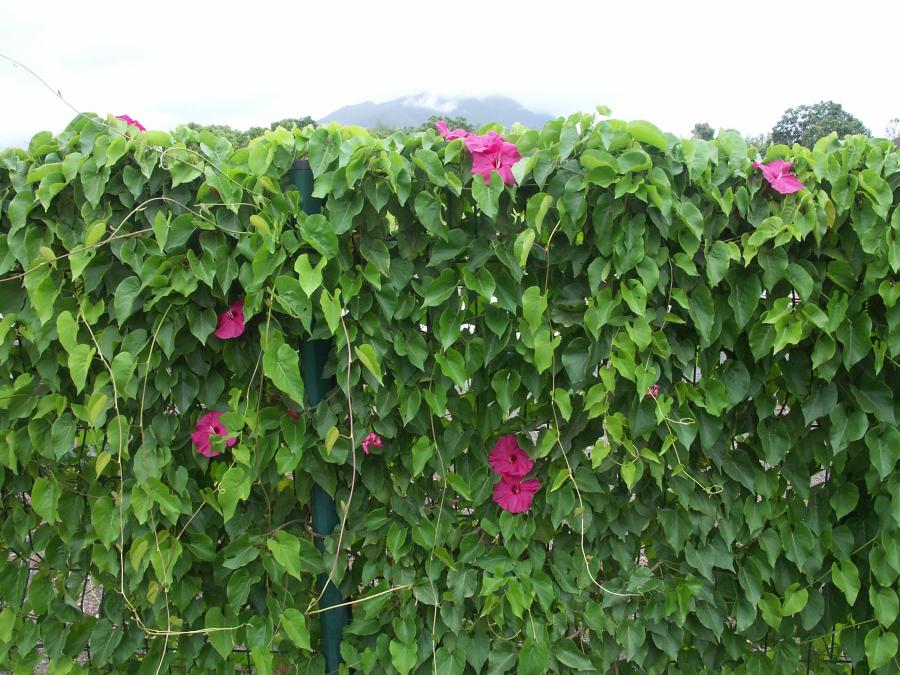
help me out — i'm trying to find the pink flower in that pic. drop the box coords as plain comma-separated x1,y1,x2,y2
435,120,470,141
646,384,661,399
488,435,534,478
287,408,300,420
115,114,146,132
752,160,804,195
463,132,504,154
191,411,237,458
493,475,541,513
465,132,521,186
214,300,245,340
361,432,383,455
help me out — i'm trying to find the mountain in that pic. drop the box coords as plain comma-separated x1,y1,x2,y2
319,94,553,130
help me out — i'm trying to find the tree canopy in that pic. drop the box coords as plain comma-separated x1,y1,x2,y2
691,122,715,140
771,101,869,148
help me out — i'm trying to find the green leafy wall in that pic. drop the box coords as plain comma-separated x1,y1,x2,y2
0,112,898,673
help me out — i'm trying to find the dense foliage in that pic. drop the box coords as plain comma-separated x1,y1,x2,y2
772,101,870,149
185,117,317,149
0,111,898,674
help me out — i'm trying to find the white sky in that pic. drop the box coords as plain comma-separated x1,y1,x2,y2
1,0,897,148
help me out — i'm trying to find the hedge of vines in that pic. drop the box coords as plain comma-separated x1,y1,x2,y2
0,111,898,674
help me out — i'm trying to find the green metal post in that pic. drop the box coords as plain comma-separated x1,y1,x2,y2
290,160,348,674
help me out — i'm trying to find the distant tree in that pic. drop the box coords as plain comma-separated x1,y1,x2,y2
887,118,900,146
771,101,869,148
416,115,475,134
185,116,315,149
691,122,715,140
267,117,316,132
745,132,772,150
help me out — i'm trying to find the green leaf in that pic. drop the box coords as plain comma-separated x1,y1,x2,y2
526,193,553,232
84,220,106,247
267,531,304,581
298,213,338,259
0,607,15,643
66,344,95,394
517,638,549,675
205,608,237,659
471,171,504,220
832,559,861,605
514,229,535,268
688,285,715,344
852,377,896,425
218,466,250,522
91,496,119,547
251,646,273,675
620,460,640,490
446,473,472,501
830,482,859,520
390,639,417,675
319,288,342,335
837,313,872,369
412,148,448,186
422,269,458,307
706,241,732,286
294,254,325,296
91,618,123,665
618,148,652,173
436,348,467,388
56,311,78,352
355,343,383,385
628,120,669,151
152,210,170,250
265,343,305,404
866,425,900,480
784,264,814,303
870,586,899,628
24,267,58,325
31,476,59,523
864,628,898,671
782,583,808,616
280,608,312,651
522,286,546,333
114,276,142,325
553,388,572,421
111,351,136,396
532,326,558,374
759,593,782,629
411,437,433,478
414,190,448,241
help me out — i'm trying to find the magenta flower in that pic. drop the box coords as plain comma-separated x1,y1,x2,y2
361,432,383,455
191,411,237,458
463,132,504,154
645,384,661,399
488,435,534,478
435,120,470,141
463,132,521,186
214,300,245,340
115,114,146,132
493,475,541,513
287,408,301,421
752,160,804,195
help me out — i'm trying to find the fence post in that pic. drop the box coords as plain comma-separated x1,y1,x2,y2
290,159,348,674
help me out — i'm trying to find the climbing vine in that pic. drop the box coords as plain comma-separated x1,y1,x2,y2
0,110,898,673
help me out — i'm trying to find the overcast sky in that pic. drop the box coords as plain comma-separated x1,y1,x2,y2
1,0,897,148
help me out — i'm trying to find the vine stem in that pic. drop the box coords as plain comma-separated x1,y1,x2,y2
306,584,414,615
541,221,641,599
